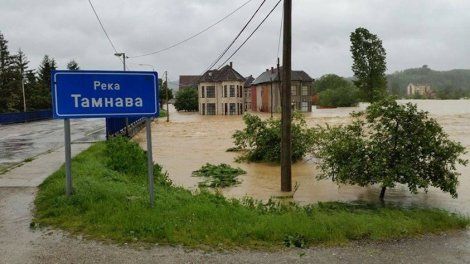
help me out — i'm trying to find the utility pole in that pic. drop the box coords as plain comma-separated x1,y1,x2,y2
21,69,26,113
114,52,129,137
270,76,273,118
165,71,169,122
281,0,292,192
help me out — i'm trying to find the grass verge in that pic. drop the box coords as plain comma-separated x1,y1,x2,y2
34,141,469,249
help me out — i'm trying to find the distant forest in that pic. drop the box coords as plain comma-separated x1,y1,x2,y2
387,65,470,99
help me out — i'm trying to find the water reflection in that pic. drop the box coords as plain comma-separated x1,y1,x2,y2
137,100,470,214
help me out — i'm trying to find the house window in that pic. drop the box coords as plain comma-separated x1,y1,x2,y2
291,86,297,96
207,103,216,115
224,85,227,97
301,86,309,96
201,86,205,98
229,103,236,115
206,86,215,98
202,103,205,115
230,85,235,97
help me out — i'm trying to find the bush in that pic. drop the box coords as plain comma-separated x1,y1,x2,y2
314,74,352,93
315,74,360,107
232,113,316,163
313,98,468,200
174,88,198,112
192,163,245,188
318,85,360,107
105,136,147,176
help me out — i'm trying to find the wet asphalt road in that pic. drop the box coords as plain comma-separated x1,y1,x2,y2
0,118,105,168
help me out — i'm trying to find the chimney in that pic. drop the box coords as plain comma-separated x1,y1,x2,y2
266,69,269,72
270,67,274,73
229,62,233,68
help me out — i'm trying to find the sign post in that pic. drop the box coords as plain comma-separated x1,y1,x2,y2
52,70,159,205
64,118,72,196
146,118,154,207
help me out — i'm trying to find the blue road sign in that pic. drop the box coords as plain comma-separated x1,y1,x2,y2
51,70,159,118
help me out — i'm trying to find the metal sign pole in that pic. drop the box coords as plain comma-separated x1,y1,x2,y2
64,118,73,196
146,117,155,207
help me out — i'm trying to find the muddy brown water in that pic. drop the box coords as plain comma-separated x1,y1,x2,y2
136,100,470,214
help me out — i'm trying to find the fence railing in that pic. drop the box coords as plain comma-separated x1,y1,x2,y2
0,110,52,124
105,117,147,138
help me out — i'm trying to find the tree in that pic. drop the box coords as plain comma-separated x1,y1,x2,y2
350,27,387,102
9,49,30,111
0,31,15,112
314,98,467,200
159,80,173,109
314,74,352,93
34,55,57,109
318,86,359,108
233,113,316,163
174,88,198,112
66,60,80,71
315,74,360,107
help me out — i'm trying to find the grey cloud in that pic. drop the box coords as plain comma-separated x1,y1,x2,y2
1,0,469,81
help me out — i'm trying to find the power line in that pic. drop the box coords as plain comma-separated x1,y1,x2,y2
203,0,267,73
129,0,255,59
87,0,129,69
87,0,118,54
217,0,282,69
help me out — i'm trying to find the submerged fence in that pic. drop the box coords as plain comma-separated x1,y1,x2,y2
105,117,147,138
0,110,52,124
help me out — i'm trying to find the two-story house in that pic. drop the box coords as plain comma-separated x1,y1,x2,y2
251,67,314,113
198,62,246,115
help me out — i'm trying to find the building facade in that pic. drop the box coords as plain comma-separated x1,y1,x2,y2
251,67,315,113
406,83,435,98
198,63,246,115
243,75,254,112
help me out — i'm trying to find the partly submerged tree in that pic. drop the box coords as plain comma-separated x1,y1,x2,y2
315,74,360,107
66,60,80,71
314,98,467,200
174,88,198,112
350,27,387,102
232,113,316,163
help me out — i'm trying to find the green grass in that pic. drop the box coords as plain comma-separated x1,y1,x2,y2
34,142,469,249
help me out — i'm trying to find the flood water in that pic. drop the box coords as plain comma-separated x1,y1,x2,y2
136,100,470,214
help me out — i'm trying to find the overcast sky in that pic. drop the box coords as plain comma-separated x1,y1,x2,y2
1,0,469,81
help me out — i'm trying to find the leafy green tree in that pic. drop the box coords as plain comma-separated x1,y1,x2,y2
174,88,198,112
350,27,387,102
66,60,80,70
159,80,174,109
318,86,359,107
314,74,352,93
315,74,360,107
314,98,467,200
232,113,316,163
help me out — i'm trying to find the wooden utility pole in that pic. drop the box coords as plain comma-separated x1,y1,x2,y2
281,0,292,192
165,71,169,122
